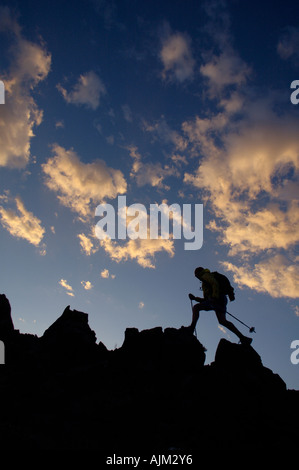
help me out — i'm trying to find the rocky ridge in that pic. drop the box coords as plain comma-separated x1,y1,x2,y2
0,293,297,450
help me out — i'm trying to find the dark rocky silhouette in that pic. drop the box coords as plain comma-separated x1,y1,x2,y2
0,293,298,450
0,294,15,338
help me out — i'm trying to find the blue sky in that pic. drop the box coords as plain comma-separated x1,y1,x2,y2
0,0,298,389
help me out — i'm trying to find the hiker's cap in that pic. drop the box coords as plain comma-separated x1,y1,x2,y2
194,267,204,278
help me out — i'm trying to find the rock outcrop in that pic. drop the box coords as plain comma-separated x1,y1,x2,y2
0,294,15,339
0,294,298,450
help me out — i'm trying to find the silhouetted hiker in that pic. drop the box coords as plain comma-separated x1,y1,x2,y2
188,267,252,345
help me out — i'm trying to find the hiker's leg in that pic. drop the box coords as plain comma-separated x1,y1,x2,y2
216,311,244,340
216,311,252,344
190,303,200,331
189,300,213,332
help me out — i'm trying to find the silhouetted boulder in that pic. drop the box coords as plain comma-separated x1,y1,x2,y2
214,338,286,393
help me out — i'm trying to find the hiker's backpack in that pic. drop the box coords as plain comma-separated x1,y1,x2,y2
212,271,235,301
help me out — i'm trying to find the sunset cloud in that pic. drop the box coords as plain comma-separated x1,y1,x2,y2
183,99,299,257
222,255,299,299
77,233,98,256
143,117,187,152
200,49,251,95
100,268,110,278
57,71,106,110
0,7,51,168
128,145,179,190
0,196,45,247
42,145,127,220
160,28,195,83
100,235,174,269
277,26,299,60
59,279,74,297
81,280,93,290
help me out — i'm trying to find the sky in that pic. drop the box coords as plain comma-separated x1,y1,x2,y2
0,0,298,389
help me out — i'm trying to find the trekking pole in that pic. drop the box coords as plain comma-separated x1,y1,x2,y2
190,298,197,338
226,310,256,333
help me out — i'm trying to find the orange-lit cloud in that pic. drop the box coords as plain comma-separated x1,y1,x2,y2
128,145,178,190
0,196,45,247
57,71,106,110
99,235,174,269
77,233,98,256
81,280,93,290
0,7,51,168
222,255,299,299
160,27,195,83
100,268,110,278
42,145,127,220
59,279,74,297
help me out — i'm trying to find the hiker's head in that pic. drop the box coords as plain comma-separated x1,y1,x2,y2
194,267,204,279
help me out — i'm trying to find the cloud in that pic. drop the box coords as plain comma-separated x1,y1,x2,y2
55,120,64,129
138,301,145,309
0,7,51,168
160,28,195,83
57,71,106,110
78,233,98,255
222,255,299,299
200,49,251,95
81,280,93,290
184,99,299,256
128,145,179,190
143,117,187,152
0,196,45,247
100,268,110,278
59,279,74,297
198,2,251,97
42,145,127,220
277,27,299,60
99,235,174,269
100,268,115,279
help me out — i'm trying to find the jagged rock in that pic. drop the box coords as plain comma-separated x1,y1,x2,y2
40,305,98,365
0,294,15,339
42,305,97,345
115,326,206,371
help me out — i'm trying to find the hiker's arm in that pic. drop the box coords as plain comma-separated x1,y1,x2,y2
189,293,203,302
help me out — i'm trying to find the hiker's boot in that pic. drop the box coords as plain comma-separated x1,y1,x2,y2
240,336,252,346
181,324,195,335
